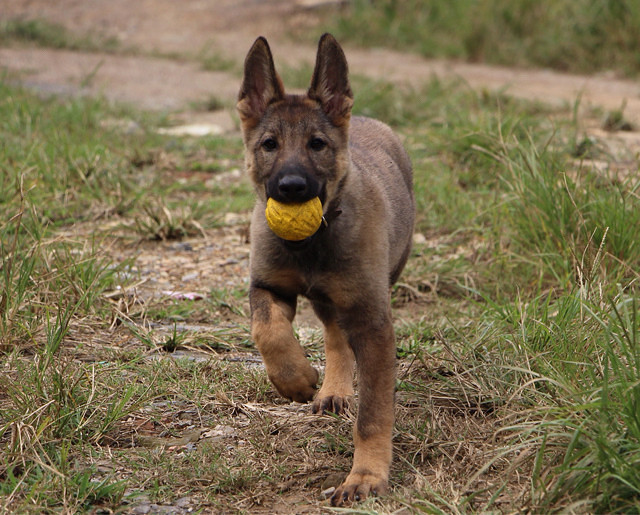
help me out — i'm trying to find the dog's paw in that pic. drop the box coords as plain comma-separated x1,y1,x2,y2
330,472,388,506
311,394,353,415
269,363,319,403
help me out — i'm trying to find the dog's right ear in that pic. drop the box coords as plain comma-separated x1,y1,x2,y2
237,37,285,131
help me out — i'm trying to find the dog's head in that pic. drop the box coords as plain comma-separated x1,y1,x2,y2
237,34,353,207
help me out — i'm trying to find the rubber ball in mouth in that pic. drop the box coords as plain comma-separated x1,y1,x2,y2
265,197,323,241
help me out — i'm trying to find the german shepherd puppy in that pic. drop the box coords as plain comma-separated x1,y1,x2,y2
237,33,414,505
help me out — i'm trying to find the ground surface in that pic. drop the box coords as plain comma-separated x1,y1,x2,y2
3,1,640,513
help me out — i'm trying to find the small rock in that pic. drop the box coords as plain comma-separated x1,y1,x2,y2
172,242,193,252
413,232,427,245
100,118,143,135
217,258,239,267
157,123,224,137
223,212,248,226
175,497,192,508
321,487,336,499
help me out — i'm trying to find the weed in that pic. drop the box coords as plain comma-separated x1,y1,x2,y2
277,63,316,90
602,102,635,132
545,294,640,512
129,200,206,241
189,95,229,112
198,50,237,74
162,323,182,352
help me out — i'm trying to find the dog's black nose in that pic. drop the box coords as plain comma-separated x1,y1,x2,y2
278,175,308,201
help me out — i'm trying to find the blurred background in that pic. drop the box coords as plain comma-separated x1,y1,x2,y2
2,0,639,120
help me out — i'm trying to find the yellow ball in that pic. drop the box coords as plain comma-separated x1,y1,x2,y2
265,197,323,241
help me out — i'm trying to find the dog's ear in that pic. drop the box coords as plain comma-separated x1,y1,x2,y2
308,33,353,126
237,37,285,130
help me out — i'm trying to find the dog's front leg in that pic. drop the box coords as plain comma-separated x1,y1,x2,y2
331,309,396,505
250,285,319,403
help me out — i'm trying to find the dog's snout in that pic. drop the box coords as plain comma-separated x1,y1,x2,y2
278,175,308,201
266,164,320,203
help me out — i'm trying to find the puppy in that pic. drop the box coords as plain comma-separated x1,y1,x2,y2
237,33,414,505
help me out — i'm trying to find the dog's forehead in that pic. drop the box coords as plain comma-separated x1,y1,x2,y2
263,97,329,133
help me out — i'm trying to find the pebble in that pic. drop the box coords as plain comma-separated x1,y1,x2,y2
413,232,427,245
157,123,224,137
321,487,336,499
181,272,199,282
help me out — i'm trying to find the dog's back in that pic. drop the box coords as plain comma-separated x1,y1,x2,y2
348,115,414,284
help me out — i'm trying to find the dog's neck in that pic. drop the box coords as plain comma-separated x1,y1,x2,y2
322,204,342,227
321,173,347,227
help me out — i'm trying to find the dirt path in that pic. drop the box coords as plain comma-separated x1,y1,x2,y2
3,0,640,127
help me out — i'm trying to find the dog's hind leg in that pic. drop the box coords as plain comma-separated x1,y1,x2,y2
312,320,355,415
250,285,318,403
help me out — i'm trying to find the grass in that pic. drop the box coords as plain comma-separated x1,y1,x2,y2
327,0,640,77
2,31,640,513
0,18,120,53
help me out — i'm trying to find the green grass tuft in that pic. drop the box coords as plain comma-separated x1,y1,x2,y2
329,0,640,76
0,18,120,53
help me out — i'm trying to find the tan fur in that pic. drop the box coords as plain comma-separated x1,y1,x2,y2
250,288,318,402
238,34,414,506
313,320,355,414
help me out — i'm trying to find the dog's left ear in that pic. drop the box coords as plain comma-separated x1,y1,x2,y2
308,33,354,126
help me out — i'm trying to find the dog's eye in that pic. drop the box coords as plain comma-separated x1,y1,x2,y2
309,137,326,151
262,138,278,151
